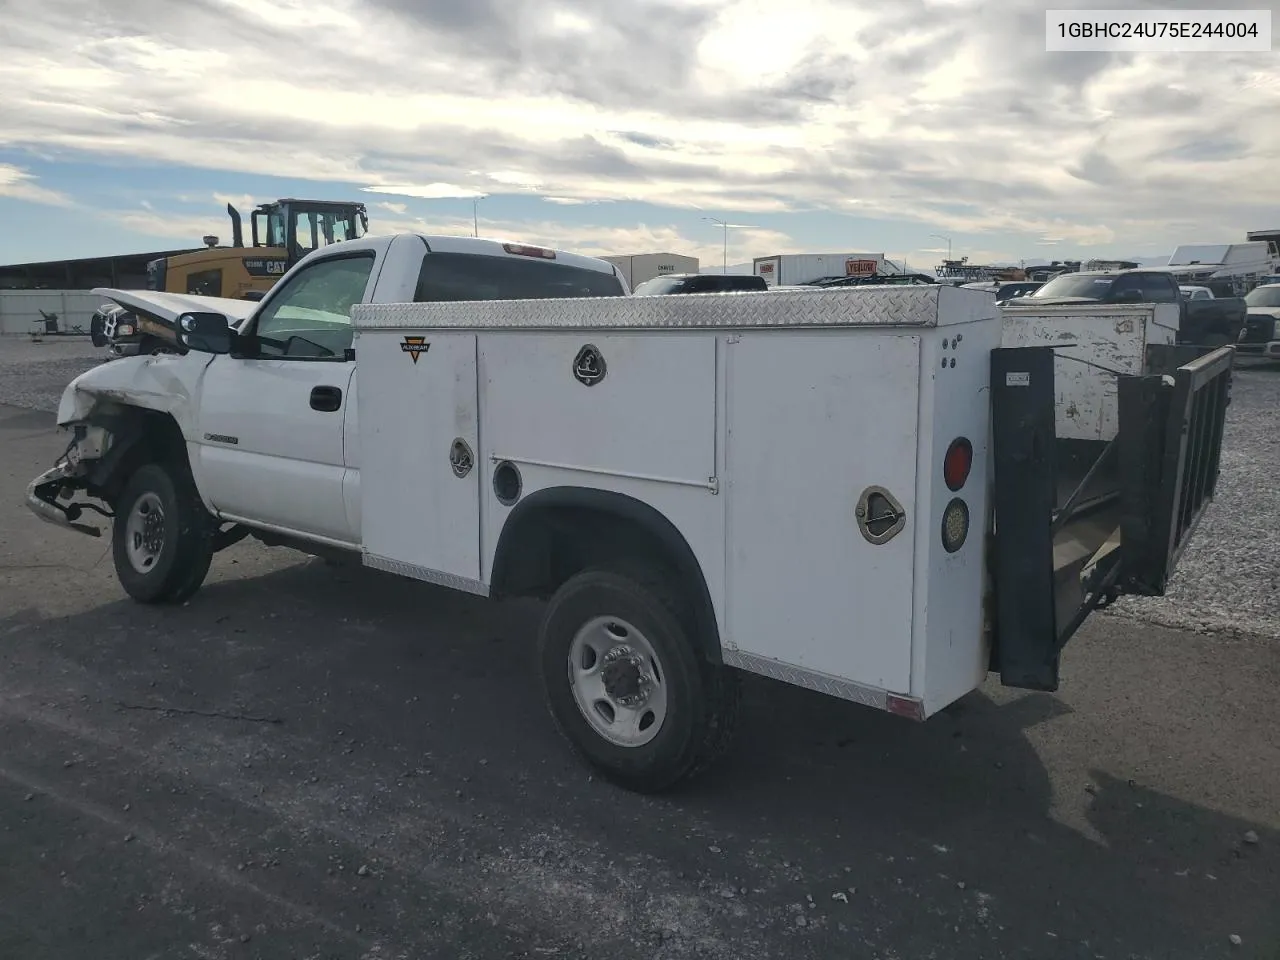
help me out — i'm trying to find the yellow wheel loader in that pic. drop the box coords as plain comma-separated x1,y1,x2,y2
146,197,369,301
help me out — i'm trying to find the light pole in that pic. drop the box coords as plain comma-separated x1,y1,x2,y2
930,233,952,261
472,195,487,237
702,216,756,273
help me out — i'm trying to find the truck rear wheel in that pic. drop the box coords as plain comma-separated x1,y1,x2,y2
538,566,740,793
112,462,214,604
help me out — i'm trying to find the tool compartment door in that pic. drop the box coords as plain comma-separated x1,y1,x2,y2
724,330,921,694
357,330,481,580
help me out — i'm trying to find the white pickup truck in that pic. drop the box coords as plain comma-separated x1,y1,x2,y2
25,232,1234,793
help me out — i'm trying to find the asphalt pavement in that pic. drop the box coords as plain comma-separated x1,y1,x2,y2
0,338,1277,959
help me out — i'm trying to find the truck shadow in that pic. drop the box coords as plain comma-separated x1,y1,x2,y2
2,555,1276,957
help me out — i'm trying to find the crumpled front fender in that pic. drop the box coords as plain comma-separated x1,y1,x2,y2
56,351,214,432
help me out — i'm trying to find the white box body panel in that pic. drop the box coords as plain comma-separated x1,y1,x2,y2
723,331,921,693
481,334,716,490
912,318,1002,712
1000,302,1178,442
354,286,1000,715
357,332,483,582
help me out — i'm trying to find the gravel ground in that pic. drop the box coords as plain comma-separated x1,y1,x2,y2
3,335,1275,639
0,336,108,414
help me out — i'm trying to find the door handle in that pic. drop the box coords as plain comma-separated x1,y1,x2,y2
310,385,342,412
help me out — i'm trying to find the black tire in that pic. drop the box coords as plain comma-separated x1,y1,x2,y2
538,565,741,793
111,461,214,604
89,311,108,348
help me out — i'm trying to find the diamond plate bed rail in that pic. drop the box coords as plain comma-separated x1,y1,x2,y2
353,285,987,332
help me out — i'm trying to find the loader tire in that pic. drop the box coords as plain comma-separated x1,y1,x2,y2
538,564,741,793
112,461,214,605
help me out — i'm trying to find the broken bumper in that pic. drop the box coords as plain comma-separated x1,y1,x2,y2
24,459,104,538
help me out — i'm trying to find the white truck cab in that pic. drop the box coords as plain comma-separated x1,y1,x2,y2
25,234,1234,793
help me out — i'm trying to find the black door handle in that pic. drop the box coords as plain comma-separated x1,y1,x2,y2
310,385,342,412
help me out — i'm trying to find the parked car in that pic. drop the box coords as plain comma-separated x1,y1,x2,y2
1238,283,1280,359
961,281,1043,303
995,281,1043,303
632,273,767,295
1027,268,1245,346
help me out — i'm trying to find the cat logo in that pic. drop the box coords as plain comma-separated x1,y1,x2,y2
400,336,429,364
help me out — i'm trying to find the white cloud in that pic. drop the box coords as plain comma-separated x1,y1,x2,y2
112,207,226,243
0,0,1276,251
363,183,486,199
364,209,796,266
376,200,408,214
212,192,259,215
0,163,70,206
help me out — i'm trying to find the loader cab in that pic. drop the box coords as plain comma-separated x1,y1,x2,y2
141,198,371,302
249,199,370,267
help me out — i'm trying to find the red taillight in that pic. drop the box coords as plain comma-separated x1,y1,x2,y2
943,437,972,491
502,242,556,259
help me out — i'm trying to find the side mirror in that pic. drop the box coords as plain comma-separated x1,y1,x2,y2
1113,289,1143,304
177,312,232,354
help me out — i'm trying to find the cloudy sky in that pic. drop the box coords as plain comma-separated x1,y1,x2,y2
1,0,1277,270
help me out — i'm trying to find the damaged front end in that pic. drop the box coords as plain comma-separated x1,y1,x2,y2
90,302,181,358
26,423,117,536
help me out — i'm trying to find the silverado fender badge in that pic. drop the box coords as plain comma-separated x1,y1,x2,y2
401,336,429,363
573,344,606,386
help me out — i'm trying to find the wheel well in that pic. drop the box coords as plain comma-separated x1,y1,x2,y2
490,487,723,664
85,407,189,507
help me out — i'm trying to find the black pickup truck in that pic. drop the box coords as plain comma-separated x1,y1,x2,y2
1023,268,1247,346
1178,285,1249,345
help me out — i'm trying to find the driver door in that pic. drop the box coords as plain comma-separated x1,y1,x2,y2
193,245,383,544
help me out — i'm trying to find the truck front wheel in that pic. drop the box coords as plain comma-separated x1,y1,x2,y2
112,462,214,604
538,566,740,793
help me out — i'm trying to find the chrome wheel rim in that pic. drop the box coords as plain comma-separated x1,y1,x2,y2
125,491,166,575
567,615,668,748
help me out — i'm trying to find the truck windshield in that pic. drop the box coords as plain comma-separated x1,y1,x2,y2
1031,274,1114,298
414,252,626,301
1245,286,1280,307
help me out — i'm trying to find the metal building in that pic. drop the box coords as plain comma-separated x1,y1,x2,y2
602,252,700,291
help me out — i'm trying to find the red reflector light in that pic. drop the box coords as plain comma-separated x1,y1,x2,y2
943,437,973,491
502,242,556,260
886,694,924,721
